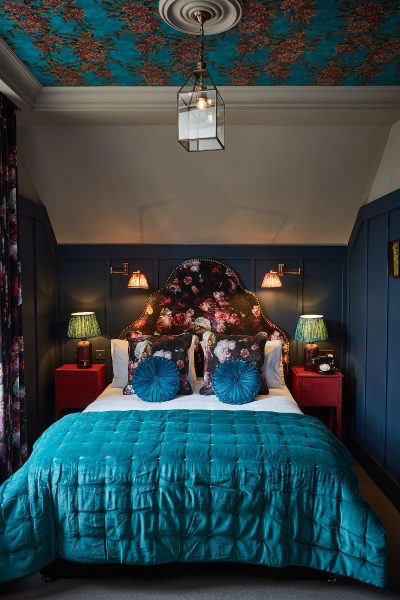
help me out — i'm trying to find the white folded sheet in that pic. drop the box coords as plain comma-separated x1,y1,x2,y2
85,379,302,414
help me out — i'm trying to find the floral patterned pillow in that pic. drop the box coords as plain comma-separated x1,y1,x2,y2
123,332,193,396
199,332,268,396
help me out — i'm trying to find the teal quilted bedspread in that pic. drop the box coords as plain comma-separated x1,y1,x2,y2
0,410,386,586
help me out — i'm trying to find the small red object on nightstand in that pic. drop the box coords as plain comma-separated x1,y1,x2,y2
55,364,106,419
291,366,343,439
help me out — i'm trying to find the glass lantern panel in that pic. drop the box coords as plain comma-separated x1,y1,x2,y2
179,138,224,151
216,91,225,148
178,89,217,141
177,68,225,151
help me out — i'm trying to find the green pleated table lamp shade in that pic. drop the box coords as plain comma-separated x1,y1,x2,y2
294,314,328,370
294,315,328,343
67,312,101,368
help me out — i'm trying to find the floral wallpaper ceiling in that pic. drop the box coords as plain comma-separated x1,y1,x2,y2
0,0,399,86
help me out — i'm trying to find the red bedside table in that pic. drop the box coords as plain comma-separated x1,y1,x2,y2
55,364,106,419
291,366,343,439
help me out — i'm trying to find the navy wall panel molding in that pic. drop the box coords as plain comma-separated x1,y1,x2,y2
348,188,400,500
19,197,58,449
58,245,347,396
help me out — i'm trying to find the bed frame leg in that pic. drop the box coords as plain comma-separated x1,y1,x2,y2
326,574,337,583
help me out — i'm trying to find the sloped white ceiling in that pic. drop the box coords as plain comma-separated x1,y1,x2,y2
18,122,390,244
368,118,400,203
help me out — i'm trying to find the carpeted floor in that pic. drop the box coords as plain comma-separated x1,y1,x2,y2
0,567,399,600
1,461,399,600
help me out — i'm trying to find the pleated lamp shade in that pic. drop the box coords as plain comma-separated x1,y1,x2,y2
127,270,149,289
261,271,282,288
294,315,328,343
67,312,101,339
294,315,328,371
67,312,101,369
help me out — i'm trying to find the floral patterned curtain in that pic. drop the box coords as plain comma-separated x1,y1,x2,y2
0,93,26,482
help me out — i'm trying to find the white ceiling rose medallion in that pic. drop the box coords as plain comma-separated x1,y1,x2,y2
159,0,243,34
159,0,244,151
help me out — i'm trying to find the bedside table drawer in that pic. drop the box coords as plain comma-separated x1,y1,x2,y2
298,379,340,406
56,374,97,403
55,364,107,419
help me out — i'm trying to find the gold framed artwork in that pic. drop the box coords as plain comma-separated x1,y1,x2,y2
388,240,400,277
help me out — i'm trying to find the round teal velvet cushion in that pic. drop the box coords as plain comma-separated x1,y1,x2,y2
213,359,261,405
132,356,180,402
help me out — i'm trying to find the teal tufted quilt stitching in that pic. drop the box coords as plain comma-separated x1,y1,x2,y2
0,410,387,586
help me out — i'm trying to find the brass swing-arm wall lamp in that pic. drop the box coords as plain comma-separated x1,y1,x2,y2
109,262,129,276
109,262,149,289
261,263,301,288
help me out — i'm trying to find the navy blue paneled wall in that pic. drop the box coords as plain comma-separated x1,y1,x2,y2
58,245,347,386
348,189,400,491
17,197,346,445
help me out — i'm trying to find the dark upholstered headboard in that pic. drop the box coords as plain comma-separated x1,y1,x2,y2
119,258,289,374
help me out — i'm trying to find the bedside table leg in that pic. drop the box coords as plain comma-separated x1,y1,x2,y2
336,403,342,440
328,409,334,434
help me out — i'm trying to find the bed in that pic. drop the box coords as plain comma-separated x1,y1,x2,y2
0,259,386,587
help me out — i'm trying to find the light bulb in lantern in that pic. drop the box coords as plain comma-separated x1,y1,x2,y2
196,95,208,110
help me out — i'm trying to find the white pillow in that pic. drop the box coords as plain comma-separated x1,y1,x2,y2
111,335,198,388
264,340,285,389
111,339,129,387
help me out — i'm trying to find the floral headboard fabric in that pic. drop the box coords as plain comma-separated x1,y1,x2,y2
120,258,289,375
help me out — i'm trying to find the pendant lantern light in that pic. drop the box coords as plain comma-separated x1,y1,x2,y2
159,0,243,151
177,11,224,152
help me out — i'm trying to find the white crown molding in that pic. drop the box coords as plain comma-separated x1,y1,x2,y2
35,86,178,111
225,85,400,111
0,38,42,109
35,85,400,113
24,84,400,126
